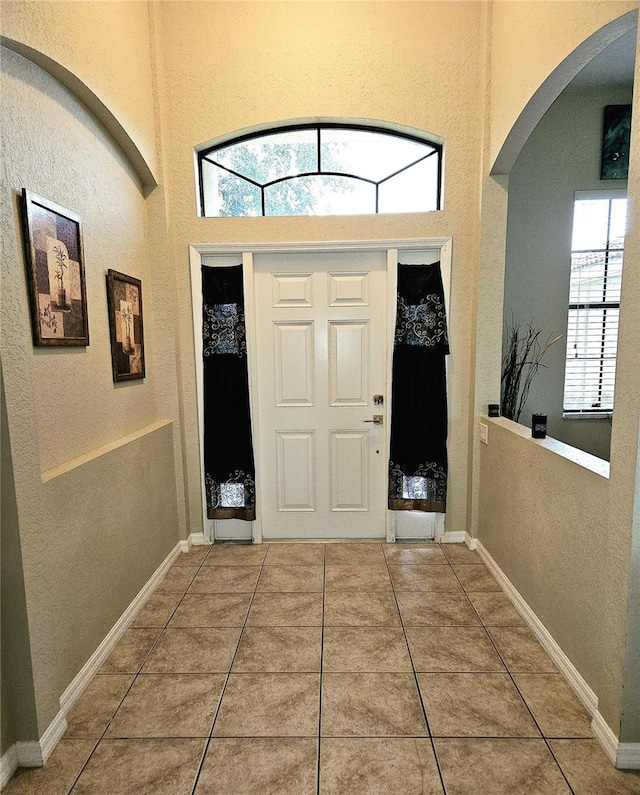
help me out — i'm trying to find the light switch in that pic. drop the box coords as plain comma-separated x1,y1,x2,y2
479,421,488,445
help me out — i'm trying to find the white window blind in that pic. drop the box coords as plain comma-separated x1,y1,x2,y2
563,194,626,413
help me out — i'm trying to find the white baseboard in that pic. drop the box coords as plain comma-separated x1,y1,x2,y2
475,540,598,714
2,542,182,783
59,540,182,715
1,745,18,790
591,710,620,766
438,530,465,543
189,532,206,546
474,539,638,769
464,532,477,550
617,743,640,769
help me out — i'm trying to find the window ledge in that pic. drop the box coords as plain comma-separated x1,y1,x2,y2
562,412,612,420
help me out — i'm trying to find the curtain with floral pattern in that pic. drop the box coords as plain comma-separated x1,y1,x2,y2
202,264,256,520
389,262,449,513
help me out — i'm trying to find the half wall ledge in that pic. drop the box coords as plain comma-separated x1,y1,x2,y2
483,415,610,479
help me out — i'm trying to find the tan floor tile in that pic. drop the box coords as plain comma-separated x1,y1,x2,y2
257,565,324,592
325,543,385,566
98,628,160,674
188,565,261,593
435,738,571,794
406,627,506,672
171,546,210,567
324,590,400,626
396,592,480,626
323,627,412,672
131,593,182,628
441,544,482,564
196,738,318,795
142,627,241,673
265,543,325,566
320,738,444,795
106,674,225,737
324,565,391,591
169,592,252,627
213,673,320,736
418,673,540,737
72,738,205,795
383,543,448,565
233,626,322,672
513,674,593,738
550,739,640,794
321,673,426,736
205,543,268,566
247,592,324,626
389,564,462,592
452,564,500,591
65,675,133,738
4,739,96,795
467,592,526,626
488,627,557,672
156,567,199,593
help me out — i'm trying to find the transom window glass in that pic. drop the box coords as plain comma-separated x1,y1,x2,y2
563,192,626,413
198,124,442,217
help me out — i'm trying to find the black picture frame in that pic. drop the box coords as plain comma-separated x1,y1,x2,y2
601,104,632,180
106,269,146,382
20,189,89,346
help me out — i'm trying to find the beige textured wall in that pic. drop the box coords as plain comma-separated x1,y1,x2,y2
1,45,179,735
1,0,159,183
476,5,640,742
158,0,485,540
1,365,39,753
489,1,638,171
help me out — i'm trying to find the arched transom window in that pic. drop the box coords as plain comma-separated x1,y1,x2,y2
198,123,442,217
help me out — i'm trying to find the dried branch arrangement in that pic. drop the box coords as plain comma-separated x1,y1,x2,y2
501,316,562,422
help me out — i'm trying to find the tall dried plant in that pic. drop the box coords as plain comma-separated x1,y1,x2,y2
501,316,562,422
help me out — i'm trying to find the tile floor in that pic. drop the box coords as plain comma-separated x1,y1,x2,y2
6,542,640,794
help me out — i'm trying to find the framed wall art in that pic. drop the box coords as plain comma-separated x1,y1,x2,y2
106,269,146,382
21,189,89,346
601,104,632,180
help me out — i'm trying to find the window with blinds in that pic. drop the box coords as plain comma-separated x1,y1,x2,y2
563,193,626,413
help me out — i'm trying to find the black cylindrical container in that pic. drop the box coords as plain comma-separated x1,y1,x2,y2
531,413,547,439
488,404,500,417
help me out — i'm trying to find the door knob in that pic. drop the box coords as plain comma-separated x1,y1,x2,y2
363,415,383,425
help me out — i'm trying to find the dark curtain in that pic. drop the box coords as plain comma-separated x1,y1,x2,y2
202,264,256,520
389,262,449,513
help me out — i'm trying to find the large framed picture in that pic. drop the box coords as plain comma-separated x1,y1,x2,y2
106,269,145,382
21,189,89,346
601,104,632,180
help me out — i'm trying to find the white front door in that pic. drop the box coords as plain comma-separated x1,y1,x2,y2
254,250,389,539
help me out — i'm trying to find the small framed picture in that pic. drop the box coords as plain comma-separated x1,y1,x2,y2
106,269,146,382
601,104,632,180
20,189,89,346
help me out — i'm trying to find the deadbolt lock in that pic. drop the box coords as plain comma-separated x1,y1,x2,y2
373,394,384,405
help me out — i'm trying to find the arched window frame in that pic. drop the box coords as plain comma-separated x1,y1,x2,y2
197,121,443,217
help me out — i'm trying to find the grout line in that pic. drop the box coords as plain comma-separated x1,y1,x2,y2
385,544,449,795
188,544,270,795
316,544,326,795
67,546,215,794
451,562,577,795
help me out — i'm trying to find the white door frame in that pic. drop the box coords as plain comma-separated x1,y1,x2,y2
189,238,452,544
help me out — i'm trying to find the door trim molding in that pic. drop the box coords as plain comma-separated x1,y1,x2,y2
190,238,453,543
